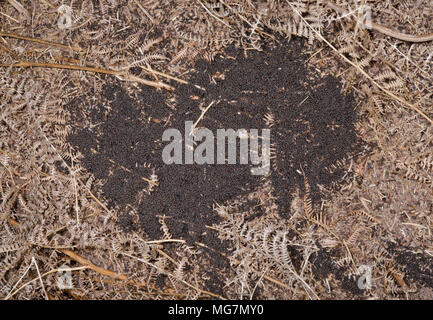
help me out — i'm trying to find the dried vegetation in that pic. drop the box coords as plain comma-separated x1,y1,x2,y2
0,0,432,299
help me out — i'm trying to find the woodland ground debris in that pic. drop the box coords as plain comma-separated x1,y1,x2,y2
1,0,432,300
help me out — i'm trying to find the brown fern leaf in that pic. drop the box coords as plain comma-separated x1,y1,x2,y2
350,210,381,224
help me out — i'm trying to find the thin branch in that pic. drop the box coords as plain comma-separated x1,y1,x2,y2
192,100,216,133
61,249,127,280
0,31,83,52
132,0,154,22
32,257,49,300
0,61,174,90
7,0,29,18
0,11,20,23
197,0,232,29
140,65,188,84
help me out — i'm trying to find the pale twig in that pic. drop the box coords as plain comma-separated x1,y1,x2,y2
70,147,80,224
384,39,430,76
140,65,189,85
77,179,114,218
132,0,154,22
145,62,160,82
156,249,179,267
7,0,29,18
197,0,232,29
32,257,49,300
250,266,268,300
191,100,216,134
116,72,174,91
0,11,19,23
0,31,83,52
0,61,174,91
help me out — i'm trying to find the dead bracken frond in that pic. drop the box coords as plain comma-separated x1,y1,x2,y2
0,0,432,300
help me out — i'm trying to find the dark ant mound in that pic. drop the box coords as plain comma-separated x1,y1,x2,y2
66,39,364,246
175,40,365,215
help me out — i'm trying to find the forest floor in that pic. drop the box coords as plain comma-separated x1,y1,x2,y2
1,0,432,300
